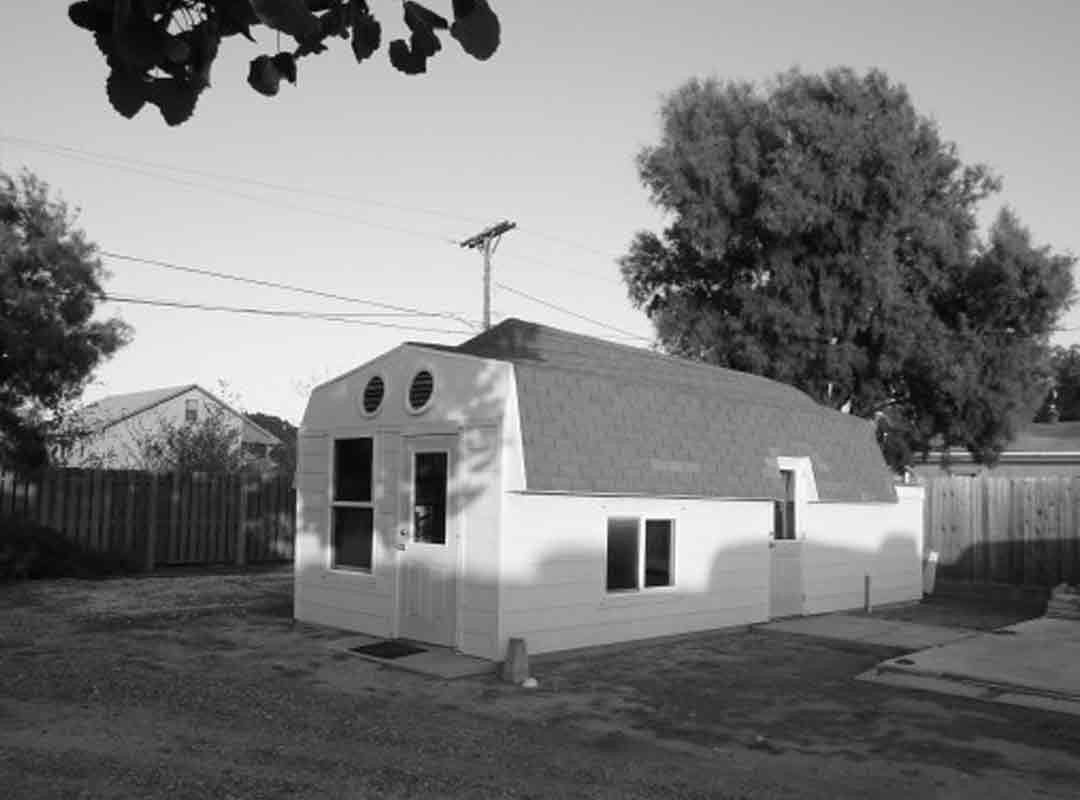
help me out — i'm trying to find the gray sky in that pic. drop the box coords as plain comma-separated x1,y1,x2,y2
3,1,1078,421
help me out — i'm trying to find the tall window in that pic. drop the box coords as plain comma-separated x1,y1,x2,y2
606,517,674,592
413,452,448,544
185,398,198,423
774,469,796,540
331,438,374,570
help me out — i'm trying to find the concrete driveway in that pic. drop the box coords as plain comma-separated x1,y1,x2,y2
860,617,1080,716
760,609,1080,716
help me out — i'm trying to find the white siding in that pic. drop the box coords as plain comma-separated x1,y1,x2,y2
498,493,773,657
294,347,511,653
801,485,924,614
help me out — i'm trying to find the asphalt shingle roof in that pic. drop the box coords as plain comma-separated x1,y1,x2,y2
454,319,896,502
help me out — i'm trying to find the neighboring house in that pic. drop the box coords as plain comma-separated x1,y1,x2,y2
294,319,924,662
65,384,282,469
912,422,1080,479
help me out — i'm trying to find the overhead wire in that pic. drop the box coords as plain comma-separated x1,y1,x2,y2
494,282,651,343
0,133,487,227
5,133,656,346
2,133,632,278
104,295,471,335
100,251,479,330
3,137,460,245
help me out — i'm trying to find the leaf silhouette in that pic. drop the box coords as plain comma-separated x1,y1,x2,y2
403,0,447,58
349,0,381,63
105,69,147,119
251,0,320,43
389,39,426,75
147,77,199,126
247,54,282,96
271,52,298,84
451,0,499,60
216,0,259,41
404,1,448,30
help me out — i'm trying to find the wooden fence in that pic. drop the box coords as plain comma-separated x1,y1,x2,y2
0,468,294,569
925,476,1080,587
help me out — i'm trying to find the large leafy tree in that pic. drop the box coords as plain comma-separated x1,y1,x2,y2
621,68,1075,470
68,0,501,126
0,171,131,471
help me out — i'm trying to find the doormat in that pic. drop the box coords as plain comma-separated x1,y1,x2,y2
349,640,427,660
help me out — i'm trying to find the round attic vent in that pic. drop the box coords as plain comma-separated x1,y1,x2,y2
361,375,385,415
408,369,435,412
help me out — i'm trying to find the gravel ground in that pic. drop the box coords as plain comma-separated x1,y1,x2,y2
1,570,1078,799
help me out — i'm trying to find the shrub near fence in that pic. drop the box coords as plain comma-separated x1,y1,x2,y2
0,468,294,570
924,475,1080,588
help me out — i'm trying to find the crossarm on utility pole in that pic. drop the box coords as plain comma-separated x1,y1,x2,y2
459,220,517,330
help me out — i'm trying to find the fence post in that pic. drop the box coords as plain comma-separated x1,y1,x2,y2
235,479,249,567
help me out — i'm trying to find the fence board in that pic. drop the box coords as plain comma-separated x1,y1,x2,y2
1,467,294,570
925,475,1080,588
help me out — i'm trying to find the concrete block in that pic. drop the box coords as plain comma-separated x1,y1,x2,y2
501,637,529,684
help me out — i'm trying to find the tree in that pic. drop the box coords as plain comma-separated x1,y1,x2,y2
620,68,1075,470
1035,345,1080,422
0,170,131,471
129,403,247,473
247,411,297,475
68,0,501,126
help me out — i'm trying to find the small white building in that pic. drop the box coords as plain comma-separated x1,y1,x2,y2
295,319,924,661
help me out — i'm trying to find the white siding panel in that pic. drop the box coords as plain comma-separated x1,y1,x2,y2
498,494,773,657
801,486,924,615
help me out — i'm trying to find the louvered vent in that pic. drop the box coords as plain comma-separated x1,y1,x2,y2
408,370,435,411
362,376,385,415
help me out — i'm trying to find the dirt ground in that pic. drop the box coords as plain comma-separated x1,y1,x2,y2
1,570,1078,799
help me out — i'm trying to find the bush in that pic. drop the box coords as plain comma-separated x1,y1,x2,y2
0,517,138,580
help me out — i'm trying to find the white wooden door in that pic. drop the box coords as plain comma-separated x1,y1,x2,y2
769,539,804,618
769,469,803,618
398,435,458,646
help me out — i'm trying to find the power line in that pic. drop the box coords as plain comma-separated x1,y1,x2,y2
4,138,461,246
0,133,487,227
2,134,637,270
100,251,478,329
104,295,470,334
494,281,651,342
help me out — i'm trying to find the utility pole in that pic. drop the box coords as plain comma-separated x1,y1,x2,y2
460,220,516,330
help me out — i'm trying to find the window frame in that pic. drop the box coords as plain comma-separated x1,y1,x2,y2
184,398,199,423
358,373,387,418
773,468,797,541
605,516,676,594
405,363,438,415
329,436,376,573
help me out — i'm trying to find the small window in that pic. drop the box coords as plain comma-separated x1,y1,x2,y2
773,469,796,540
413,452,448,544
332,507,373,570
606,518,639,591
334,438,372,502
361,375,385,415
644,520,673,587
606,517,674,592
331,437,375,571
185,398,198,423
408,369,435,412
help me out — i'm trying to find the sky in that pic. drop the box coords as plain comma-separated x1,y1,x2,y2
3,1,1078,423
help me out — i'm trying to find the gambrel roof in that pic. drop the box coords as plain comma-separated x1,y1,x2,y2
446,318,896,502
